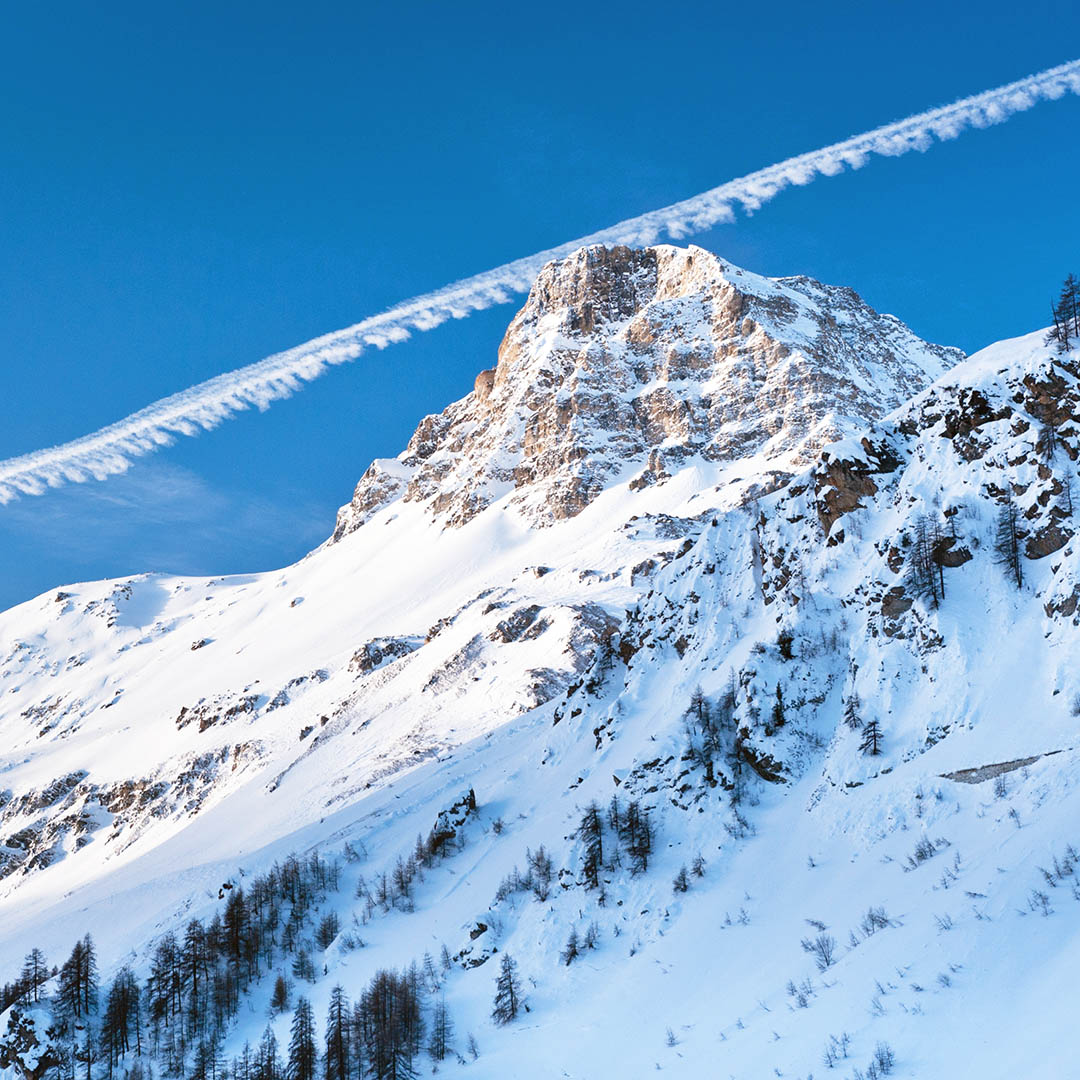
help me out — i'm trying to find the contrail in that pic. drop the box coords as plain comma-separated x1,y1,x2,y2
3,59,1079,504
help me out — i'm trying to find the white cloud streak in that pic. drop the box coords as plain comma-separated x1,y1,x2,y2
3,58,1079,504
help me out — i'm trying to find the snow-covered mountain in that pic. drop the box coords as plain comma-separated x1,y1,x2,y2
3,244,1079,1080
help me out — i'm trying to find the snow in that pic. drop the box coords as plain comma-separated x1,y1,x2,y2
1,266,1079,1078
935,326,1052,385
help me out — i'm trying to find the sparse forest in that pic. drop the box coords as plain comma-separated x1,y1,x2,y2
0,822,480,1080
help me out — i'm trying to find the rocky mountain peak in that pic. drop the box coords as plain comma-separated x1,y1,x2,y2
509,243,661,336
332,244,963,540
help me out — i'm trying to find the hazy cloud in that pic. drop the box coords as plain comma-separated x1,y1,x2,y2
0,462,328,605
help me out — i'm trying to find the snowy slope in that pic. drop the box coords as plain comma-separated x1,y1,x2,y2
3,246,1080,1080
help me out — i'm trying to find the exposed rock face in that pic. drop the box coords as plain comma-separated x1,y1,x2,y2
815,446,882,536
0,744,265,882
1026,522,1069,559
333,244,961,538
348,637,422,676
488,605,546,644
1,1009,63,1080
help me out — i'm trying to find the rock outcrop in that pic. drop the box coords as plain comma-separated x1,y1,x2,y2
333,244,961,538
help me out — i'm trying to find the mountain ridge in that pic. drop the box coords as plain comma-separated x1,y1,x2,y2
3,245,1078,1080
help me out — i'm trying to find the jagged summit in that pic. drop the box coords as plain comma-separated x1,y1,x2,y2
332,244,962,539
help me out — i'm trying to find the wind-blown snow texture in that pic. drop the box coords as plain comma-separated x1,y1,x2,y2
3,245,1080,1079
1,58,1078,504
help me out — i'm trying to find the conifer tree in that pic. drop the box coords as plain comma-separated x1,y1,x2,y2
421,953,439,995
860,719,883,756
348,1003,366,1080
687,686,710,730
58,935,98,1023
101,966,141,1069
183,919,209,1040
1064,274,1080,339
255,1026,282,1080
842,693,861,731
621,800,653,874
427,996,452,1063
491,954,521,1025
561,928,580,967
270,975,290,1015
357,969,420,1080
287,998,317,1080
993,496,1023,589
78,1025,96,1080
291,951,315,985
81,934,99,1020
905,514,943,607
20,949,48,1005
1037,419,1058,461
770,684,785,732
221,888,244,956
323,986,349,1080
235,1041,254,1080
190,1038,218,1080
315,913,341,951
578,803,604,889
146,932,183,1042
526,845,554,902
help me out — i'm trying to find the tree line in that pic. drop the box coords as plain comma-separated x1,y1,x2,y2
1,794,530,1080
3,850,343,1080
1,933,527,1080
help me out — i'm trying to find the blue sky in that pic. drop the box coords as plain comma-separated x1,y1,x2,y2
2,1,1079,610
